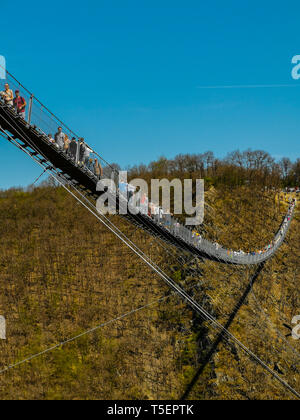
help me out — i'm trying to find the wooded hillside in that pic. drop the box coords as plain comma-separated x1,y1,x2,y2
0,179,298,400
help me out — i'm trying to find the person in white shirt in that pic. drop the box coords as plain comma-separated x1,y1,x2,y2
54,127,65,150
0,83,13,106
83,145,93,166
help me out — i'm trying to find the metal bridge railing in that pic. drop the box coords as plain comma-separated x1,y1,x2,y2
0,64,296,265
0,64,111,179
120,184,295,264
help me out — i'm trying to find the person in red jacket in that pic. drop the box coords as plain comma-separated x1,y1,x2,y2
13,90,26,119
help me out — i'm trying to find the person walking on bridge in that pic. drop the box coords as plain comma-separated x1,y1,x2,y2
79,138,86,166
69,137,77,161
63,134,71,155
83,144,93,166
0,83,13,106
54,127,65,150
94,158,103,180
13,90,26,119
87,158,94,172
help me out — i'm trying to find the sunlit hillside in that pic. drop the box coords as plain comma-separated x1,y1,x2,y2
0,182,298,400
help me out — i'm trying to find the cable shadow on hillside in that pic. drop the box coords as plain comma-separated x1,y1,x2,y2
181,262,265,400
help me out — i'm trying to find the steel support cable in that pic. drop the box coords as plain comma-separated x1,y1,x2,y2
31,167,49,186
1,72,284,249
0,110,290,322
0,130,216,360
8,139,296,388
200,202,297,328
0,89,295,266
0,105,203,262
0,227,282,397
0,65,80,141
0,79,294,319
193,225,251,306
190,262,266,352
0,169,298,398
121,219,191,270
1,119,296,398
0,296,170,375
1,116,299,398
201,245,300,364
2,133,300,400
0,143,223,366
1,106,293,267
0,64,117,174
0,113,292,336
0,120,208,297
184,226,248,294
0,282,259,400
0,109,202,281
124,198,236,268
200,245,300,373
180,261,296,401
116,192,298,392
120,218,252,322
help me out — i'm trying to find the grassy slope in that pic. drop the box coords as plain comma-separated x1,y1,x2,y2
0,185,298,399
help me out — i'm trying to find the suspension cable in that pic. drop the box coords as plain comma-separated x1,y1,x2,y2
0,125,299,399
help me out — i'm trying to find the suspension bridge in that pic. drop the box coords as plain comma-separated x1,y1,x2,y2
0,69,295,265
0,66,299,399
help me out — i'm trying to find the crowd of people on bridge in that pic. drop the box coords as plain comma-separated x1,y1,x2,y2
0,83,104,180
118,180,296,260
0,83,27,118
47,127,103,179
1,82,296,261
0,83,103,179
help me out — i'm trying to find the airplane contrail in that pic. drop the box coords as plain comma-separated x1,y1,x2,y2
196,84,300,89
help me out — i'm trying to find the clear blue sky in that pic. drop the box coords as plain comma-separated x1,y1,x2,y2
0,0,300,188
